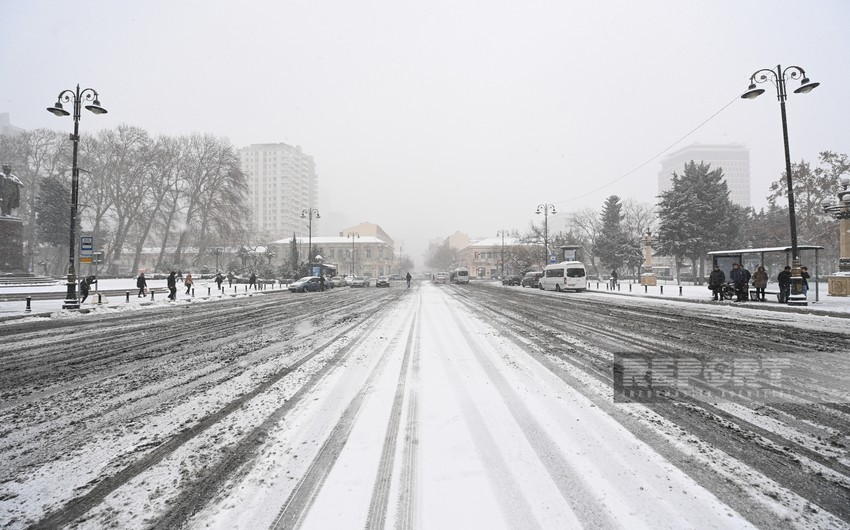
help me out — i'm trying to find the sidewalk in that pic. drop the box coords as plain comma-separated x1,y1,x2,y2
0,278,282,320
586,280,850,317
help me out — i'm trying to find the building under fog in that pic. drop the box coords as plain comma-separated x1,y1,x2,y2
239,143,318,240
658,143,751,207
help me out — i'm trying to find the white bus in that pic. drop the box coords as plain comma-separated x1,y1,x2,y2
450,267,469,284
538,261,587,292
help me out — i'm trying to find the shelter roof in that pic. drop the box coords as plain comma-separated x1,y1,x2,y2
707,245,824,256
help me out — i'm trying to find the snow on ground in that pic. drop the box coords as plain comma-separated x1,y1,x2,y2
2,278,849,321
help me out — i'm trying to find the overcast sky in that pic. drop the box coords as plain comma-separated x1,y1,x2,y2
2,0,848,264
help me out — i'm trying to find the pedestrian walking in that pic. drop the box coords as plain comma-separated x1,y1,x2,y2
79,275,96,304
800,266,810,297
708,264,726,301
167,271,177,301
752,265,768,301
610,269,618,290
137,272,148,297
406,272,412,288
249,272,257,289
777,266,791,303
215,272,224,290
227,271,235,287
184,272,194,295
319,275,326,292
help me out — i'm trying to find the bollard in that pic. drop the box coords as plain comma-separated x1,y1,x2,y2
629,283,632,292
660,285,664,295
617,284,621,291
245,285,248,292
644,285,648,293
596,282,599,289
234,286,237,294
151,290,155,301
679,286,683,296
191,287,195,297
126,291,130,303
97,293,102,304
25,296,31,312
208,287,211,296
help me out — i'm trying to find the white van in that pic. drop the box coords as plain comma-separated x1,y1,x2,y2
450,267,469,284
434,272,450,284
538,261,587,292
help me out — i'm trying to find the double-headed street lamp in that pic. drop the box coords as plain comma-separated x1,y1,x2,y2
347,232,360,275
301,208,320,275
535,204,556,266
741,65,819,306
496,229,511,277
46,84,107,309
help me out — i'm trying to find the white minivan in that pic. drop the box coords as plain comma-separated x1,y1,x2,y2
538,261,587,292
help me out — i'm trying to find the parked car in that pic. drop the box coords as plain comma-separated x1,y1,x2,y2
350,276,370,287
501,274,521,286
344,275,355,286
375,276,390,287
521,271,543,288
330,276,346,288
288,276,322,292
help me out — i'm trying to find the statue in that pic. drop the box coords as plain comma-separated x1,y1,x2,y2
0,165,22,217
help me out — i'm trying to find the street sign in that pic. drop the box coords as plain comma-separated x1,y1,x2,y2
548,255,557,264
80,236,94,263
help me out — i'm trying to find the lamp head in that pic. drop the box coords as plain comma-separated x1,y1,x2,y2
46,102,71,117
85,99,108,114
793,77,820,94
741,83,765,100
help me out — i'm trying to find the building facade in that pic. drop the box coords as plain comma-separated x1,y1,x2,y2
658,143,751,207
239,143,318,240
454,237,542,278
272,236,395,278
0,113,25,137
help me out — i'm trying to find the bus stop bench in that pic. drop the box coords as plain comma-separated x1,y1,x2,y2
749,289,782,301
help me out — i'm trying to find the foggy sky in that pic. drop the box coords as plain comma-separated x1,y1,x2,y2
2,0,848,265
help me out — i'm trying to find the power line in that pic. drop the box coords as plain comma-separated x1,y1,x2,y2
557,93,742,205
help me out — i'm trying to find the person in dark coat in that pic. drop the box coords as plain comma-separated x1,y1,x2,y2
800,266,810,297
610,269,618,289
406,272,412,288
137,272,148,297
215,272,224,290
319,275,325,292
167,271,177,301
777,266,791,303
227,271,235,287
708,264,726,301
248,272,257,289
729,263,749,302
79,275,96,304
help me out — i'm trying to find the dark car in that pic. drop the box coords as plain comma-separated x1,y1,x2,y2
521,271,543,288
288,276,322,292
501,274,521,286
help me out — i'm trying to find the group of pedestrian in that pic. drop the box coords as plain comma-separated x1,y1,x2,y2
709,262,810,303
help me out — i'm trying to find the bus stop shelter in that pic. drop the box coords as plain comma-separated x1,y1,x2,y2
707,245,824,302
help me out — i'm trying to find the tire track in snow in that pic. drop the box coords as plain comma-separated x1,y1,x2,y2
365,294,420,530
270,305,418,529
27,293,394,530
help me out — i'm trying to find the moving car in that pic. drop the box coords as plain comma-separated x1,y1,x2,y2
330,276,346,288
521,271,543,288
433,272,450,284
288,276,323,292
375,276,390,287
501,274,521,286
350,276,371,287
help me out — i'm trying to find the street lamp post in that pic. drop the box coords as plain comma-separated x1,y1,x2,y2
46,84,107,309
742,65,819,306
347,232,360,275
211,246,224,274
535,204,556,267
496,229,511,277
301,208,320,275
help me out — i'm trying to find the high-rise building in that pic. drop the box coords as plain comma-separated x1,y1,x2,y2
0,113,25,137
239,143,318,239
658,143,750,207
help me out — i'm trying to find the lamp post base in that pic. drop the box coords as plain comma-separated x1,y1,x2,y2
62,266,79,310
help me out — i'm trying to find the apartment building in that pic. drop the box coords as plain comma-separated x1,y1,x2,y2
239,143,318,239
658,143,751,207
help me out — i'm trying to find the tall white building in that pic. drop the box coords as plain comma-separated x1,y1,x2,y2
239,143,318,239
658,143,750,207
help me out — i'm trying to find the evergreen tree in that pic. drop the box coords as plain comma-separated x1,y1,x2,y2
656,161,739,283
594,195,636,272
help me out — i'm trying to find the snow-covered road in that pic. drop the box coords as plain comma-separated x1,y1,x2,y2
1,281,848,529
